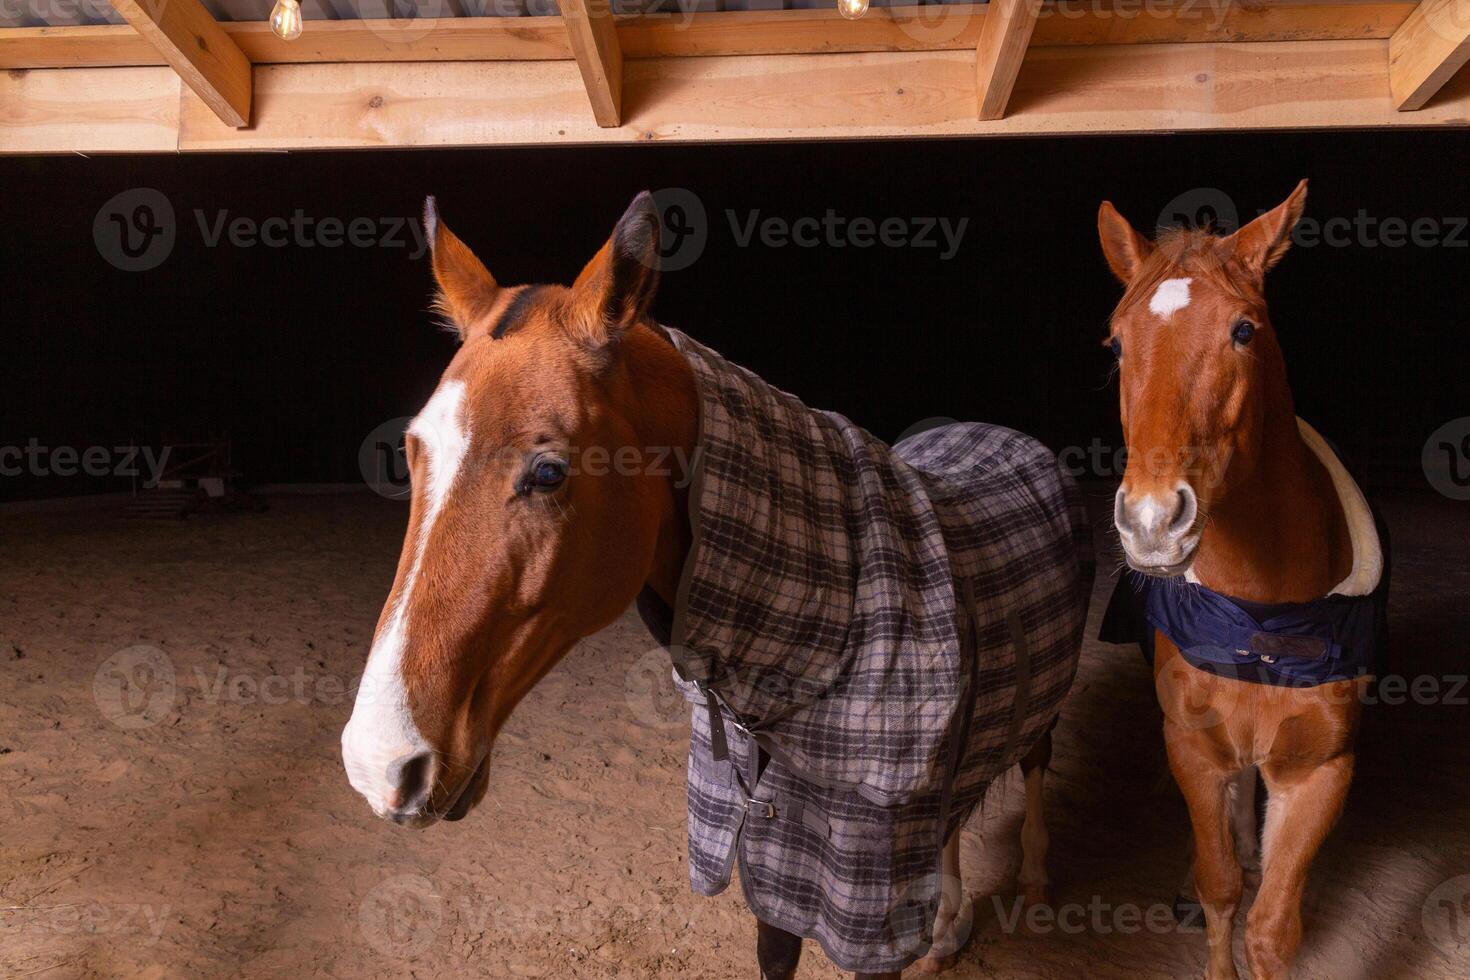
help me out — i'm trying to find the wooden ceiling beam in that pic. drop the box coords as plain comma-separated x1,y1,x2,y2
105,0,251,127
10,38,1468,154
0,4,1424,70
560,0,623,126
1389,0,1470,109
976,0,1042,119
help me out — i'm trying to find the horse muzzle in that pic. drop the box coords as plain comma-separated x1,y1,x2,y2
1115,483,1201,577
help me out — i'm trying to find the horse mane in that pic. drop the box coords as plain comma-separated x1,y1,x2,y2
1114,226,1253,319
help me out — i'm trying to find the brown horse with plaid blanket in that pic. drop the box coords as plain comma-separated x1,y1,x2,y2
341,194,1093,978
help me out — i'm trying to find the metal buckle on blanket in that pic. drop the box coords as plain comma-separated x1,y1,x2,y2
746,798,776,819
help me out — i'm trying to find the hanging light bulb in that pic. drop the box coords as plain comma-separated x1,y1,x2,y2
836,0,869,19
269,0,304,41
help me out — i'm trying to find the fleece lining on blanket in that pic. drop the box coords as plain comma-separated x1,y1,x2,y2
637,327,1093,972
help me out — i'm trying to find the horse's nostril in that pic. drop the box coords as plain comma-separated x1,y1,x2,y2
1113,488,1134,534
1170,485,1198,532
386,750,434,811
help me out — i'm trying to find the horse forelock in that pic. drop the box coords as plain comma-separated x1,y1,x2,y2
1114,227,1255,322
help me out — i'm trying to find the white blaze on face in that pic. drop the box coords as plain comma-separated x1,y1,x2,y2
1149,277,1193,319
342,380,470,815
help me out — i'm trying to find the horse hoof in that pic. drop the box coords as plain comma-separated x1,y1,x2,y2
1022,884,1050,908
914,891,973,973
1172,894,1205,932
910,951,957,975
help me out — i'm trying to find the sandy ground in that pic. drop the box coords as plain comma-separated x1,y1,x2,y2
2,489,1468,979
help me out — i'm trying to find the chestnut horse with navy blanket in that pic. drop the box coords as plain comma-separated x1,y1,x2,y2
1097,181,1389,980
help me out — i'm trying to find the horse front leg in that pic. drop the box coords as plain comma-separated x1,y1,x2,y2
909,829,969,975
1166,723,1243,980
755,918,802,980
1245,752,1354,980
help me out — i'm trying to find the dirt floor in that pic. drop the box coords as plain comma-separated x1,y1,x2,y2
3,488,1468,979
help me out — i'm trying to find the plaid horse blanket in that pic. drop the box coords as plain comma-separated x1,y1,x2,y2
637,328,1093,972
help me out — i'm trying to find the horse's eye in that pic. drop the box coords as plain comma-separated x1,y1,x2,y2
1232,320,1256,345
1109,336,1123,359
524,456,567,493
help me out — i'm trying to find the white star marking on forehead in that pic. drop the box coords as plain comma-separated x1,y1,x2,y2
1149,277,1193,319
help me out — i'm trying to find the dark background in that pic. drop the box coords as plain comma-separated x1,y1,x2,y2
4,131,1467,501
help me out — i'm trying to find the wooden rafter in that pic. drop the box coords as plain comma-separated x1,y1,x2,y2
105,0,251,127
560,0,623,127
7,40,1470,154
1389,0,1470,109
0,4,1427,71
975,0,1042,119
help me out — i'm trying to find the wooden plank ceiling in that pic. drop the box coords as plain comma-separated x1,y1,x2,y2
1,0,1468,151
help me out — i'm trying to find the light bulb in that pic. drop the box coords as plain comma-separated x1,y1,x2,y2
270,0,303,41
836,0,868,19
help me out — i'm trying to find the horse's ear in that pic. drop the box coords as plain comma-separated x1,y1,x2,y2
1097,201,1155,285
569,191,661,352
424,196,499,341
1222,178,1308,277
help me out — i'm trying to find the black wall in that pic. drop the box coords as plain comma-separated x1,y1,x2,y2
4,132,1468,500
